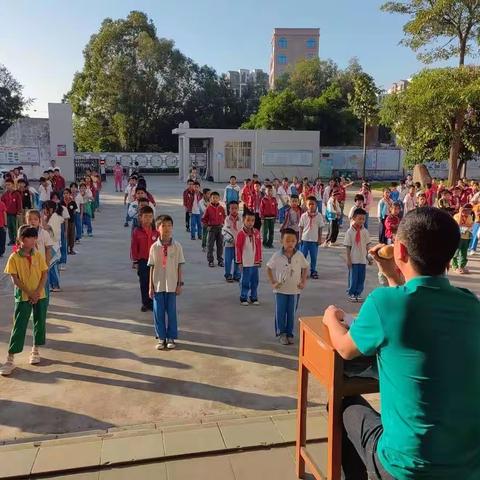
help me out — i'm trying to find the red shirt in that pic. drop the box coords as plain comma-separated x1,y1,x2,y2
385,214,400,239
1,190,22,215
247,190,262,213
425,187,435,207
0,200,6,227
260,196,278,218
202,203,226,227
131,226,158,261
53,175,66,192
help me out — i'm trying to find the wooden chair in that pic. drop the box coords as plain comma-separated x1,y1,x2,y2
296,316,379,480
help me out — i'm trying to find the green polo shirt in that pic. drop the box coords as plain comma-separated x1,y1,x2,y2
350,276,480,479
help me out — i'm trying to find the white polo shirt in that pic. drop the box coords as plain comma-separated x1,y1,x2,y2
299,212,325,242
148,239,185,293
267,250,309,295
343,227,371,264
35,227,54,261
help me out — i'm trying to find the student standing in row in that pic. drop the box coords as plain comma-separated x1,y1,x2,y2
325,189,341,246
131,206,158,312
0,225,49,376
223,201,242,283
267,228,308,345
299,196,324,279
344,208,371,302
260,185,277,249
223,176,241,214
189,181,203,241
202,191,226,268
0,198,6,257
377,188,392,244
148,215,185,350
236,211,262,306
1,178,22,245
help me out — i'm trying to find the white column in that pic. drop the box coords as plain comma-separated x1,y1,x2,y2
178,135,183,180
183,136,190,182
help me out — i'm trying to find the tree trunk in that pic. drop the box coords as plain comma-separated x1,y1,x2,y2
448,111,465,186
362,118,367,180
459,36,466,66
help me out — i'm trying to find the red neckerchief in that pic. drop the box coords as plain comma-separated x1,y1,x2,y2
308,211,317,229
353,224,362,245
160,238,172,268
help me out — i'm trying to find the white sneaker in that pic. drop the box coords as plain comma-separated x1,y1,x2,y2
156,340,166,350
240,301,249,306
279,334,289,345
287,336,295,345
468,250,476,256
166,339,176,349
355,296,364,303
347,295,357,302
59,265,66,271
0,361,15,376
30,352,41,365
251,300,260,305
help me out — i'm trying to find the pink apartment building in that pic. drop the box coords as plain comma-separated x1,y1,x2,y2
269,28,320,89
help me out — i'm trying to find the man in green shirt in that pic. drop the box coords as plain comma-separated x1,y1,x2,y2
323,207,480,479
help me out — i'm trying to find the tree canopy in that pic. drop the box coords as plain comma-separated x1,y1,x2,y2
380,66,480,183
242,58,370,146
65,11,264,152
0,64,31,137
381,0,480,65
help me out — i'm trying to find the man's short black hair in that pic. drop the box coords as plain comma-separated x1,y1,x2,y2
135,187,146,194
352,208,367,218
228,200,239,206
396,207,460,276
155,214,173,226
202,188,211,194
187,179,194,184
193,181,201,186
290,194,299,200
281,228,298,238
230,175,237,180
243,211,255,219
210,191,220,197
354,194,365,202
306,195,317,203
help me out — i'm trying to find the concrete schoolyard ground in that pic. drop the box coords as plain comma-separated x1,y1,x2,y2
0,176,479,442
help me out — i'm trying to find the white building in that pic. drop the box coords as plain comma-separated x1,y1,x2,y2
0,103,75,180
173,122,320,182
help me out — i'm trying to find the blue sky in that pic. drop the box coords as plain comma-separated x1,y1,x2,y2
1,0,465,116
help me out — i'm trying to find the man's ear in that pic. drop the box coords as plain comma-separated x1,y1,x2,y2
398,241,409,263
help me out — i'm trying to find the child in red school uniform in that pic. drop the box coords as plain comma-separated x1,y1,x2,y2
131,206,158,312
236,211,262,306
1,178,22,245
260,185,278,248
113,162,124,192
0,198,7,257
202,191,226,268
241,178,253,213
189,181,203,241
384,202,401,245
182,179,195,232
247,181,263,230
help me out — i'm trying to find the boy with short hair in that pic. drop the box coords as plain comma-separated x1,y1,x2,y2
132,206,158,312
223,200,242,283
403,185,417,213
348,194,365,220
182,179,195,232
224,176,241,214
281,194,302,239
199,188,211,252
148,215,184,350
1,225,49,375
247,181,263,230
437,189,455,215
452,204,473,274
202,191,226,267
189,181,203,240
62,188,78,255
1,178,22,245
267,228,308,344
260,184,278,248
384,202,401,244
299,196,324,279
344,208,370,302
236,211,262,306
416,191,428,208
277,178,292,223
38,176,52,210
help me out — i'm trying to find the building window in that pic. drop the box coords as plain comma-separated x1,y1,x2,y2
306,52,316,59
306,38,316,49
225,141,252,169
278,54,288,65
278,37,287,48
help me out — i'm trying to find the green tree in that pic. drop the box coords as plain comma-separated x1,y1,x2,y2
0,64,31,136
65,11,197,152
380,67,480,184
348,73,381,179
381,0,480,65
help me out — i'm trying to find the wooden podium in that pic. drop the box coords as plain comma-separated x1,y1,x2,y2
296,316,379,480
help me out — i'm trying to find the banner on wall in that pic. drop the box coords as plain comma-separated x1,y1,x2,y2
0,146,40,165
57,144,67,157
